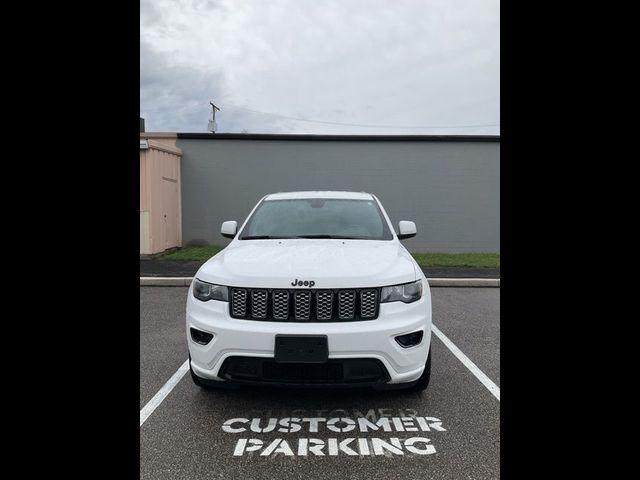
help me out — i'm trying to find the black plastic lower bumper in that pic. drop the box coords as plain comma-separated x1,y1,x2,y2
216,356,391,388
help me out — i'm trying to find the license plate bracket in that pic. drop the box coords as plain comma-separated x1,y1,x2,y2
274,335,328,363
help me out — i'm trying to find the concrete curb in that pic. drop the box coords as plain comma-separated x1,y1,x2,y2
140,277,499,288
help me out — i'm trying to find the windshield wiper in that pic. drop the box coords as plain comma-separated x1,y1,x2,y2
242,234,362,240
240,235,297,240
294,234,360,239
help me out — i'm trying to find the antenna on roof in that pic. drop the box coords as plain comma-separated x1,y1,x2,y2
208,101,220,133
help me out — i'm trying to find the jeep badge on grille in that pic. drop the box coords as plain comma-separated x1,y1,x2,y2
291,279,315,287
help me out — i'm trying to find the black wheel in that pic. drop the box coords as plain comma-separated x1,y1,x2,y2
407,346,431,393
188,355,237,390
188,354,207,388
190,363,206,387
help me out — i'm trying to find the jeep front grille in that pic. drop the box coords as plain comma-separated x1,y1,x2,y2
231,288,247,317
250,289,268,319
316,291,334,320
360,289,378,319
338,290,356,320
229,287,380,322
294,291,311,320
272,290,290,320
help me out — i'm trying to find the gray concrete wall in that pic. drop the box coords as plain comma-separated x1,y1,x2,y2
175,137,500,252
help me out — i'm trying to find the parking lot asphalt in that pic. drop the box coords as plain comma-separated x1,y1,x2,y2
140,288,189,409
140,287,500,479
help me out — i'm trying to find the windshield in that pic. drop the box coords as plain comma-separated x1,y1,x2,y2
239,198,394,240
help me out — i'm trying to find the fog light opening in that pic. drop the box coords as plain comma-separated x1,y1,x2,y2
190,327,214,345
395,330,424,348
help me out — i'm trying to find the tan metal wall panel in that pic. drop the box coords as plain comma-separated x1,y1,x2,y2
142,146,183,254
140,151,150,210
140,210,151,254
149,148,164,254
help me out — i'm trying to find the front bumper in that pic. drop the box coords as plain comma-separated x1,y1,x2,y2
186,286,431,386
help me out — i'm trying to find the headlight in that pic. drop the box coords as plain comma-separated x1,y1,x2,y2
193,278,229,302
380,280,422,304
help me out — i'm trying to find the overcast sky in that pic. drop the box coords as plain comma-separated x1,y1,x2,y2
140,0,499,135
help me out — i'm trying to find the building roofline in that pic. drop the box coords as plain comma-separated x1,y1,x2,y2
141,139,182,155
174,133,499,142
140,132,178,139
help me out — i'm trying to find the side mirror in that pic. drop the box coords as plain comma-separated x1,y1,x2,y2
221,221,238,239
397,221,417,240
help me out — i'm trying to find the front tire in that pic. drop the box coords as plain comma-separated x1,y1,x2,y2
407,346,431,393
188,354,206,387
190,363,206,387
188,355,237,390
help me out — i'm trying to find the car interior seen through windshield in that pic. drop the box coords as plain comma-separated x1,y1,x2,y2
240,198,393,240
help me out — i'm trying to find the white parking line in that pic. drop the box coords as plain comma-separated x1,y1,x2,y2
432,324,500,401
140,360,190,427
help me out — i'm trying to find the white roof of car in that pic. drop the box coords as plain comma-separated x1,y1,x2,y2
265,191,374,201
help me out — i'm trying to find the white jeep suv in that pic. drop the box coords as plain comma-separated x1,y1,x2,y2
186,191,432,392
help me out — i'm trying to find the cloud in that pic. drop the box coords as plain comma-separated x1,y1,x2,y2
140,0,499,134
140,41,226,132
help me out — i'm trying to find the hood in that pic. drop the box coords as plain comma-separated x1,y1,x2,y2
195,239,417,289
